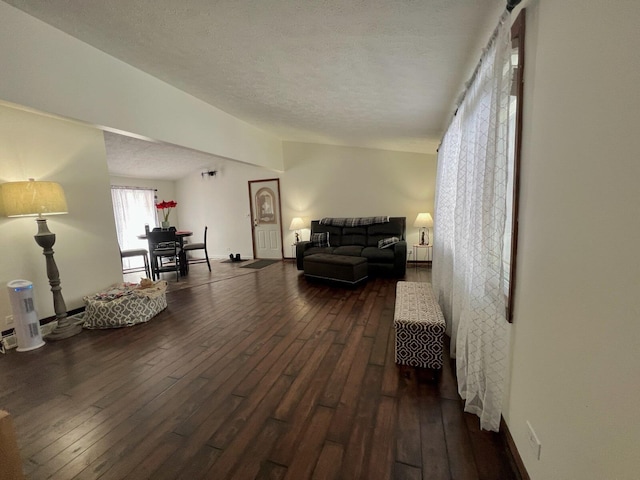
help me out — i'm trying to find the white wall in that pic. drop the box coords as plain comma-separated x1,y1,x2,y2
282,142,437,251
0,105,123,326
175,142,436,260
176,160,280,260
505,1,640,479
0,1,283,172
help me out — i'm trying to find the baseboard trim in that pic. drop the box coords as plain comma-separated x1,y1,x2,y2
501,417,530,480
1,306,86,337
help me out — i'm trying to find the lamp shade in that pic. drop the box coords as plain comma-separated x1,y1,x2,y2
289,217,305,231
0,179,68,217
413,212,433,228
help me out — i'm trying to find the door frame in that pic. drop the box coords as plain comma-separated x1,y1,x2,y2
248,178,284,259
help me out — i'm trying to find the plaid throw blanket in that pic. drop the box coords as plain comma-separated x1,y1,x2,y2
319,216,390,227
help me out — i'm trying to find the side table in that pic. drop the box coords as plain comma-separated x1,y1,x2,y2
413,244,433,269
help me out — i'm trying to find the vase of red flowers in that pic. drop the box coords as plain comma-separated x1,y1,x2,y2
156,200,177,229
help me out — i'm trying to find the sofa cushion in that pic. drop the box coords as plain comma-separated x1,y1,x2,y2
304,246,335,256
332,245,364,256
362,246,396,262
337,227,367,246
368,222,404,236
311,232,330,247
378,236,400,249
312,224,343,246
367,221,405,246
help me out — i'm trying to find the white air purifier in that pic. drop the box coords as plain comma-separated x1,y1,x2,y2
7,280,45,352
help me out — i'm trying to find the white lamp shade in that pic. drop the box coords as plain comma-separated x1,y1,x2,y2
413,212,433,228
289,217,305,231
0,179,68,217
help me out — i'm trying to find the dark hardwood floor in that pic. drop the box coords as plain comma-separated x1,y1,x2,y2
0,260,519,479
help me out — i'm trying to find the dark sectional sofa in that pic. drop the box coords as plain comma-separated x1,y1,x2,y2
296,217,407,277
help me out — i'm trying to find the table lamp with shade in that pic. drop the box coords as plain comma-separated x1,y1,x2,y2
0,179,82,340
289,217,305,243
413,212,434,245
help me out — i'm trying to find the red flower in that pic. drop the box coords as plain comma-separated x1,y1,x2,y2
156,200,177,221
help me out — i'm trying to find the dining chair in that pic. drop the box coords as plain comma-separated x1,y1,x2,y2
183,226,211,272
147,230,181,281
119,245,151,279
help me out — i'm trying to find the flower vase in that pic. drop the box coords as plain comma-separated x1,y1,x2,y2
161,221,170,230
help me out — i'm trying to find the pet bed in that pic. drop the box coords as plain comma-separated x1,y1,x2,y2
82,281,167,329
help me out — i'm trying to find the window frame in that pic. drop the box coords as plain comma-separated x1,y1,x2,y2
506,9,526,323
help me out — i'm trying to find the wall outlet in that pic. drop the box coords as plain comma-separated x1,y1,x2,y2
526,421,542,460
5,315,13,327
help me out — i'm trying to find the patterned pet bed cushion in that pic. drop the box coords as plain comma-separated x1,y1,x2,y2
83,281,168,329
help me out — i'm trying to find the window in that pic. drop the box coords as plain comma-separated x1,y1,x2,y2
505,10,525,322
111,186,157,270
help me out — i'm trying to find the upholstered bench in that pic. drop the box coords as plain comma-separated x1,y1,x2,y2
394,281,445,372
303,253,368,285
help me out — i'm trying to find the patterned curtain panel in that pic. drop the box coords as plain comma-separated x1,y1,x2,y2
432,12,513,432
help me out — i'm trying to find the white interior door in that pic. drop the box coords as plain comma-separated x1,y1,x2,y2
249,178,283,259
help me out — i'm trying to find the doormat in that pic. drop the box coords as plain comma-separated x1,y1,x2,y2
240,259,280,269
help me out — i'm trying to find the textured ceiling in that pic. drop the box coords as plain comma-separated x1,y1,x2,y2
4,0,505,179
103,131,225,181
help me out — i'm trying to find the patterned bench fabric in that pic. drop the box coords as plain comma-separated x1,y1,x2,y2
83,281,167,329
394,281,445,369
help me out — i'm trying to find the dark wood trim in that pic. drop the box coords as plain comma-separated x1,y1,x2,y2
501,416,530,480
506,8,526,323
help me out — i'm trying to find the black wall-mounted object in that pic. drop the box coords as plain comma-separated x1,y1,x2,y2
201,170,217,178
506,0,522,12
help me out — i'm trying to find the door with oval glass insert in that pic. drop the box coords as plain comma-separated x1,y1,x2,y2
248,178,283,259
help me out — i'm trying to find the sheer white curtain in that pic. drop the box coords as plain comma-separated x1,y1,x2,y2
111,187,157,270
432,12,513,431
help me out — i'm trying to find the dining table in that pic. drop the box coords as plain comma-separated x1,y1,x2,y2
137,229,193,277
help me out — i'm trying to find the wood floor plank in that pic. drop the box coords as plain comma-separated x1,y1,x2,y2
324,336,375,445
464,412,520,480
441,398,478,480
381,320,400,397
273,331,336,422
208,339,302,449
395,380,422,467
394,462,423,480
318,324,365,408
0,262,519,480
419,385,451,480
269,342,342,466
228,418,286,480
203,375,294,479
369,312,393,366
311,442,344,480
102,431,184,480
366,395,397,480
150,394,244,480
340,364,383,479
256,461,288,480
282,406,334,480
